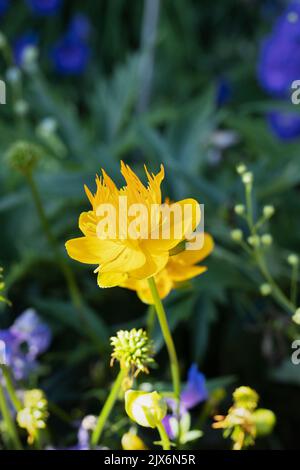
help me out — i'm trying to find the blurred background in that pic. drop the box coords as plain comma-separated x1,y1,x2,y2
0,0,300,449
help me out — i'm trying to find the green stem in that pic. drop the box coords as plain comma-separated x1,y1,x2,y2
25,171,85,314
147,277,181,402
0,382,22,449
157,422,171,450
0,365,22,412
244,180,296,315
91,368,126,446
146,305,156,338
255,248,295,314
291,263,299,307
245,183,254,230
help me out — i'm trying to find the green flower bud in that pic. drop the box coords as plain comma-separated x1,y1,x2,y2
6,141,42,175
233,386,259,411
125,390,167,428
292,308,300,325
236,164,247,175
13,99,29,117
260,283,272,296
234,204,245,215
287,254,299,266
110,329,154,376
252,408,276,437
261,234,273,246
263,205,275,218
242,172,253,185
248,235,260,247
231,229,243,242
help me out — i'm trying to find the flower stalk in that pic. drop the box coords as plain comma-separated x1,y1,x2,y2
0,382,22,449
156,421,171,450
91,368,127,446
147,277,181,402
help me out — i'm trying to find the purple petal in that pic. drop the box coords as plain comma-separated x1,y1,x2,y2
181,364,208,410
267,110,300,140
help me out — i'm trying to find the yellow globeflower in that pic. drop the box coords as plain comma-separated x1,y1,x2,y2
65,162,200,287
121,233,214,304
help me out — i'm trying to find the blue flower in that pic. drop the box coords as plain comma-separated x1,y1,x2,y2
163,364,208,439
258,33,300,97
267,110,300,140
216,78,232,107
0,0,9,17
274,1,300,40
67,13,91,42
13,33,38,67
258,2,300,97
51,36,90,76
25,0,62,16
181,363,208,409
0,309,51,380
11,309,51,359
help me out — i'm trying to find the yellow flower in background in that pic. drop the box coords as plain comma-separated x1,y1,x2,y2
65,162,200,288
121,233,214,304
121,432,148,450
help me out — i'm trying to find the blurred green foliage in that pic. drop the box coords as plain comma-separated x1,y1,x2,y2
0,0,299,449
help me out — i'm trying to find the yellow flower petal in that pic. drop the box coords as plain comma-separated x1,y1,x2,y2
79,211,97,237
65,237,123,264
97,271,128,288
130,248,168,279
167,263,207,282
100,246,146,274
173,233,214,265
146,198,201,252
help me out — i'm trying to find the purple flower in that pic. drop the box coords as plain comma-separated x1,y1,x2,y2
216,78,232,107
267,110,300,140
258,1,300,97
0,0,9,17
162,414,176,440
273,1,300,40
258,33,300,97
163,364,208,439
0,309,51,380
51,36,90,75
13,33,38,67
25,0,62,16
67,13,91,42
11,309,51,359
181,364,208,409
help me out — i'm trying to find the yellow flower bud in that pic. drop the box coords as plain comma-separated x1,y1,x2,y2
248,235,260,247
242,172,253,185
121,432,148,450
234,204,245,215
287,254,299,266
292,308,300,325
125,390,167,428
260,283,272,296
236,164,247,175
252,408,276,437
261,234,273,246
263,205,275,218
231,229,243,242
